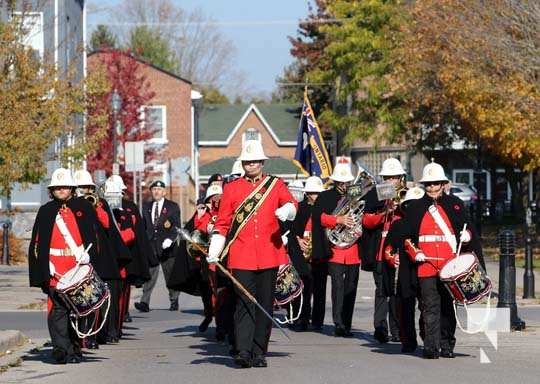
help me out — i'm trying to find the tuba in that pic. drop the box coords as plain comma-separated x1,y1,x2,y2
325,162,376,248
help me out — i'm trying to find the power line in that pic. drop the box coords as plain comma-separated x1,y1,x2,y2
87,18,345,28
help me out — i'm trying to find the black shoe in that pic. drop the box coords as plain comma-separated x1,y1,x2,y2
134,302,150,313
52,348,67,364
401,344,418,353
440,350,455,358
334,325,346,337
374,329,389,344
229,348,239,357
342,329,353,338
234,351,252,368
106,336,119,344
215,330,226,342
311,324,323,332
124,312,133,323
390,335,401,343
67,354,81,364
169,301,179,311
423,349,440,359
86,340,99,349
252,355,267,368
199,316,212,332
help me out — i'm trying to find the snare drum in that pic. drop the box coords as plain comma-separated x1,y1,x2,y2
439,253,491,305
56,264,110,317
274,263,303,306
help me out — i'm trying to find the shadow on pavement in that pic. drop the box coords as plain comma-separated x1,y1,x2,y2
22,347,109,365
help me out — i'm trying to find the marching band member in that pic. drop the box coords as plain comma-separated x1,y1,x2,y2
193,184,223,333
382,187,424,353
135,180,181,312
28,168,98,364
74,170,129,345
362,158,406,343
207,140,297,368
288,176,325,331
312,157,361,337
402,161,484,359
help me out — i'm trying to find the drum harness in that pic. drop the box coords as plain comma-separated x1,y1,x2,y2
424,208,493,334
54,211,111,338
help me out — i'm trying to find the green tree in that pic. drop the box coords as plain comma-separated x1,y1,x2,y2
127,25,178,73
308,0,406,149
201,87,229,104
0,14,109,200
89,24,118,51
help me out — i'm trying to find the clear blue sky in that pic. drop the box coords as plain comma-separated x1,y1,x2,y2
87,0,312,94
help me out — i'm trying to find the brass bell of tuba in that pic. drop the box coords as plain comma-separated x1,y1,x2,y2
325,162,376,249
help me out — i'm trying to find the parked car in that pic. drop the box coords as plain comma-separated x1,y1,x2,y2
449,183,478,207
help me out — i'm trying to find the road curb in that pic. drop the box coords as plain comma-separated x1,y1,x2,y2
0,330,26,355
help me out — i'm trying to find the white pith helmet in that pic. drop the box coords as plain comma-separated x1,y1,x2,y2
330,156,354,183
205,184,223,202
303,176,324,193
419,161,449,183
48,168,76,188
379,158,406,177
238,140,268,162
74,169,95,187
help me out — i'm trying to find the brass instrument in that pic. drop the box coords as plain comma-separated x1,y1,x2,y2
326,164,376,249
302,231,312,260
186,230,209,259
393,186,408,205
84,192,99,208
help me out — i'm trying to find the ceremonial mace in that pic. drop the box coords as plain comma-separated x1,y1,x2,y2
176,228,291,341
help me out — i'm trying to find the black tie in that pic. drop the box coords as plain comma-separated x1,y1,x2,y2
153,201,160,225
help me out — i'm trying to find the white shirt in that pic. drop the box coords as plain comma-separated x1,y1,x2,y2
152,198,165,225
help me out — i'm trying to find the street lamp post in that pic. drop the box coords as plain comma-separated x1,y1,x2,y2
111,90,122,174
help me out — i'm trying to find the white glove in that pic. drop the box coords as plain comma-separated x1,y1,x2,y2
77,251,90,264
162,238,173,249
281,230,290,247
207,234,226,264
49,262,56,277
415,252,426,262
275,202,297,222
460,230,471,243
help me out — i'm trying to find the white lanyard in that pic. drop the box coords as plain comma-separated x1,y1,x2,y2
55,212,82,257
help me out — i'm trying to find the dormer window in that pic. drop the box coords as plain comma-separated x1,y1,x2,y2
243,128,260,143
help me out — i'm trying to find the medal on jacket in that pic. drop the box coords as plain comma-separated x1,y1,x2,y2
164,219,171,229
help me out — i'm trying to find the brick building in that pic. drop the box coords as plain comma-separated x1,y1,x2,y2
88,52,196,222
197,103,303,186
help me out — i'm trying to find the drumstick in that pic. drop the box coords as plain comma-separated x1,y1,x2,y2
456,223,467,257
425,257,445,261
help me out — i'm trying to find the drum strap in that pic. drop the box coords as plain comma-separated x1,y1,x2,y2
428,205,457,253
55,212,83,259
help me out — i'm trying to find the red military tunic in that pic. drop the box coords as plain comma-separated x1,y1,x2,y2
194,208,218,234
320,213,360,265
405,205,456,278
48,207,83,287
363,207,402,263
213,174,297,270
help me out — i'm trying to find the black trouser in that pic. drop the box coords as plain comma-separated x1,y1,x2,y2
232,268,277,357
216,287,236,346
310,262,328,327
419,277,456,353
99,279,120,340
328,263,359,330
397,295,418,348
372,271,400,337
291,272,312,324
48,288,80,359
200,279,214,318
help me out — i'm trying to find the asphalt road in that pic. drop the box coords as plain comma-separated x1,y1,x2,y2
2,269,540,384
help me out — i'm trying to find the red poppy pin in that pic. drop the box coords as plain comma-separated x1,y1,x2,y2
162,207,167,214
260,187,267,193
76,211,83,217
127,208,132,212
454,204,460,211
120,215,126,221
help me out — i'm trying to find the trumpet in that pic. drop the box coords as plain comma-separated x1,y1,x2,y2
84,192,99,208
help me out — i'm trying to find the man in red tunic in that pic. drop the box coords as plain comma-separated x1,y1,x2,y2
313,157,361,337
29,168,98,364
207,140,297,368
403,162,481,359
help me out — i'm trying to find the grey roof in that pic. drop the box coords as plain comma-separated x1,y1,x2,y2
198,103,301,143
199,157,302,177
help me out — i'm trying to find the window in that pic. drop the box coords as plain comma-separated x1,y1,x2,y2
14,12,44,59
243,128,260,143
141,105,167,143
